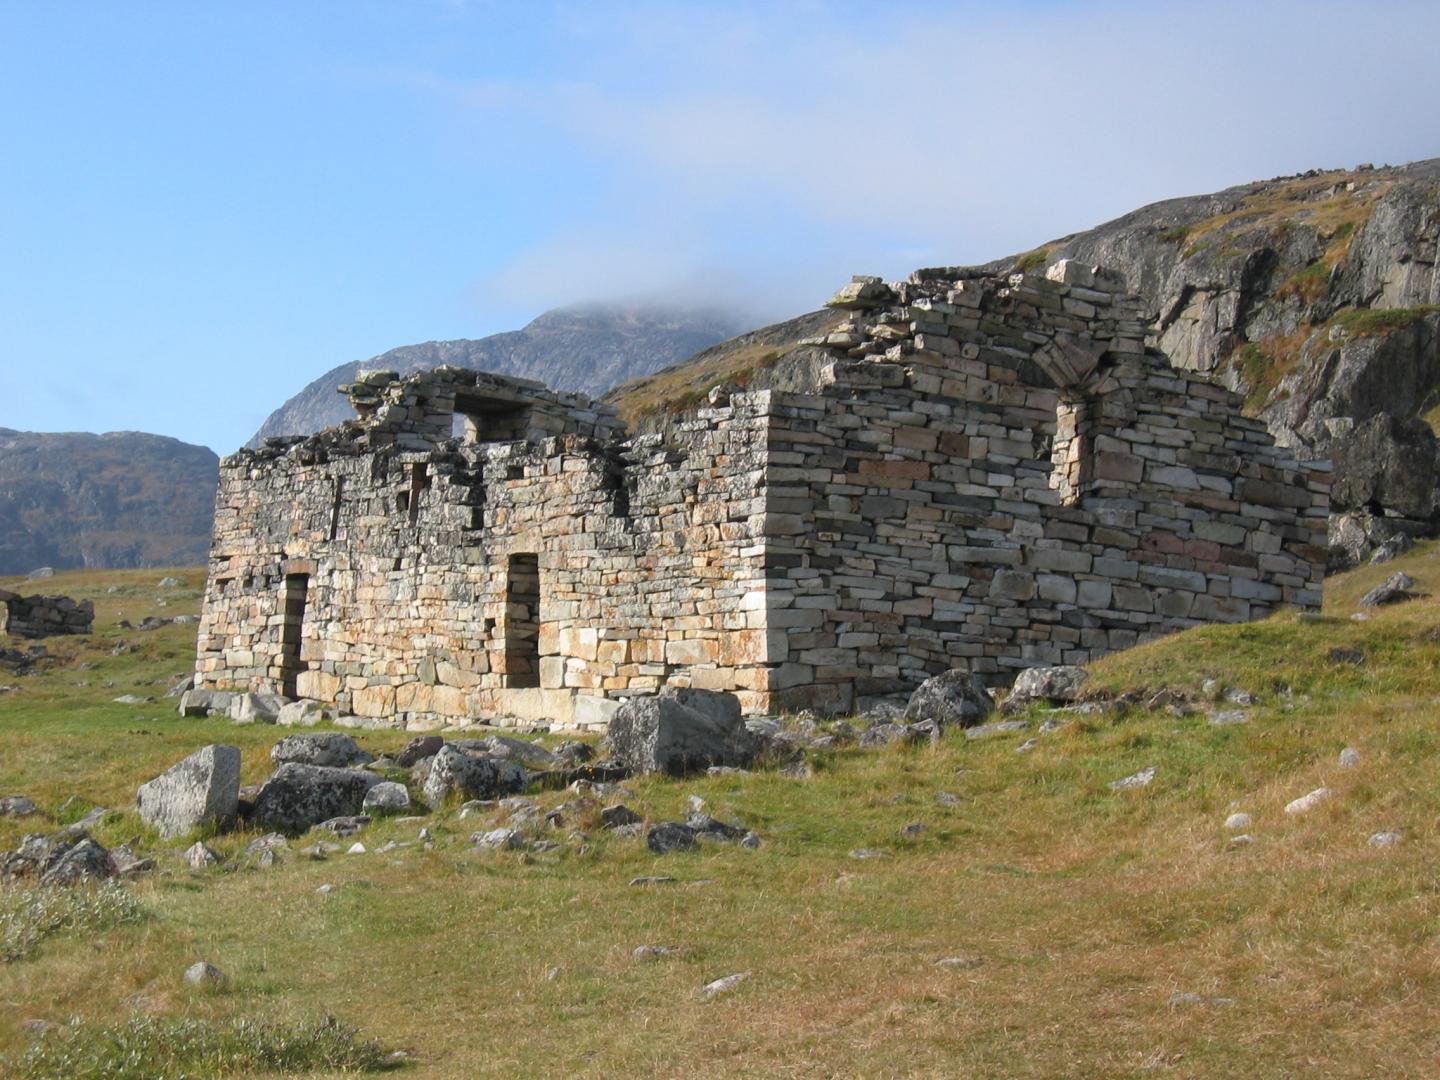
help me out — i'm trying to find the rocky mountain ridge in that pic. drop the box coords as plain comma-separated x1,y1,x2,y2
249,304,749,448
0,429,218,576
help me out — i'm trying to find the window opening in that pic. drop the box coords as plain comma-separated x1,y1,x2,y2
502,554,540,689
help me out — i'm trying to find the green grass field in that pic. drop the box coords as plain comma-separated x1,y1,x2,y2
2,554,1440,1077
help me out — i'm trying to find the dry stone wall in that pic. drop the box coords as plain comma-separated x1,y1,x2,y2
0,590,93,639
196,367,772,729
195,264,1328,727
743,259,1328,715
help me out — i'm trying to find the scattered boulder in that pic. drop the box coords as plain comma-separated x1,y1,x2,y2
164,674,195,699
421,745,527,809
158,576,181,587
39,836,114,886
1284,787,1332,815
183,841,220,869
601,804,641,829
608,690,761,775
698,971,751,999
685,812,746,842
318,815,370,837
1109,765,1156,791
1329,512,1409,571
110,844,156,877
136,744,242,839
183,962,227,989
1369,830,1402,848
270,732,374,770
904,670,995,728
362,781,411,814
250,763,383,834
632,944,681,960
1003,666,1089,713
1339,747,1361,767
276,700,328,727
965,719,1030,741
394,735,444,768
177,688,234,718
0,795,37,817
458,735,560,770
646,822,697,854
229,692,287,725
1359,571,1420,608
472,827,524,850
1224,812,1252,831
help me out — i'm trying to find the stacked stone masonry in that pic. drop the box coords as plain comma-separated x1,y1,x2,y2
0,591,93,639
194,262,1329,728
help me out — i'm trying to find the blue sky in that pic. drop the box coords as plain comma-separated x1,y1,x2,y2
3,0,1439,453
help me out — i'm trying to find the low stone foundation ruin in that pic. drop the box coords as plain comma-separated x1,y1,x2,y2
193,261,1329,729
0,590,94,638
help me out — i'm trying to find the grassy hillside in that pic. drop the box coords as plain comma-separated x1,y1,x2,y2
2,557,1440,1077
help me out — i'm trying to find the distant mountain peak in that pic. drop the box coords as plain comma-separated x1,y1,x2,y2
247,302,751,449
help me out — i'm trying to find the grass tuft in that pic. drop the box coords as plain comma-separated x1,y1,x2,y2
1,882,145,963
11,1015,393,1079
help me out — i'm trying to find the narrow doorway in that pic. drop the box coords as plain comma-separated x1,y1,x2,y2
279,573,309,697
502,554,540,689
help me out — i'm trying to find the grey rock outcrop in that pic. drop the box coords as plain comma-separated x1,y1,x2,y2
137,744,241,839
1331,414,1440,521
608,690,761,775
229,692,287,725
1359,571,1420,607
904,670,995,728
361,781,410,814
250,763,383,834
421,745,527,808
1003,665,1090,712
270,732,374,769
0,795,37,817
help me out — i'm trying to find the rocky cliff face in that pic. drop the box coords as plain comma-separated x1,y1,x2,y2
0,429,218,575
249,304,748,447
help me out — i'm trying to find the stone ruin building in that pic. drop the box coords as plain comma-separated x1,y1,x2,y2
0,590,93,639
193,261,1330,730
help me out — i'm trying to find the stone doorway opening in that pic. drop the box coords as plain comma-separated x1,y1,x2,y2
502,553,540,689
279,572,309,697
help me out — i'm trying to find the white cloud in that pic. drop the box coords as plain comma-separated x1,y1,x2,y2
446,0,1440,315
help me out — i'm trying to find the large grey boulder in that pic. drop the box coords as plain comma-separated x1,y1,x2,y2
1359,571,1420,608
251,763,383,834
362,781,410,814
904,670,995,728
608,690,760,775
137,744,242,839
1332,414,1440,522
270,732,374,769
1003,665,1090,713
276,700,328,727
229,691,288,725
455,734,560,770
176,688,234,718
421,745,527,809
